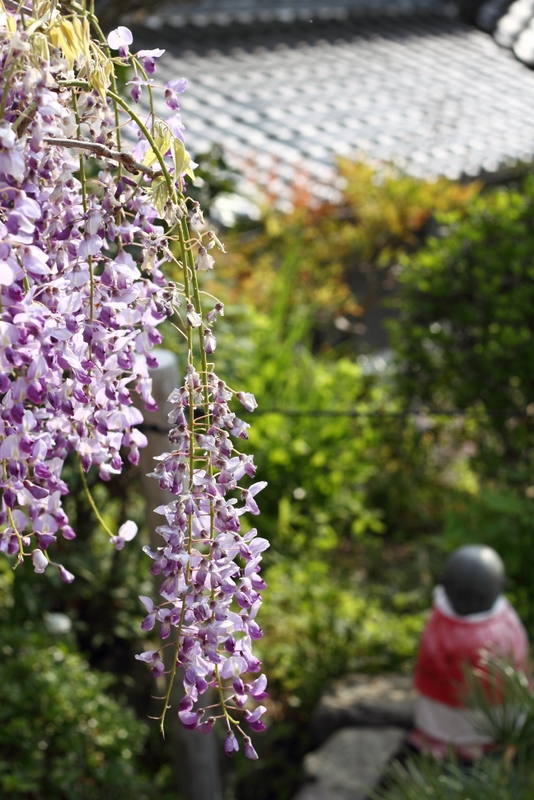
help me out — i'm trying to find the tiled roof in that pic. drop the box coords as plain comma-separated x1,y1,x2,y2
133,0,444,28
134,8,534,199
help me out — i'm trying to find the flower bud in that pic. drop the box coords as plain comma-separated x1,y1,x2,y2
31,549,48,574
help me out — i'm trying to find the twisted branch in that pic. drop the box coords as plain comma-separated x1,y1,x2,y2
43,136,163,178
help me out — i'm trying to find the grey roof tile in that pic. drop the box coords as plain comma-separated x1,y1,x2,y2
134,11,534,194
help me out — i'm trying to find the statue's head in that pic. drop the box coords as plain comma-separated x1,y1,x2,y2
441,545,505,616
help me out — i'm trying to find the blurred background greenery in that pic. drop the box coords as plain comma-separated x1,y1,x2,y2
4,149,534,798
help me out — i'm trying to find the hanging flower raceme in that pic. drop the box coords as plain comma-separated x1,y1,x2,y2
0,7,169,572
138,366,269,754
0,1,268,756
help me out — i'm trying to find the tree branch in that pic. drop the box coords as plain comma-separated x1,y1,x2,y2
43,136,163,178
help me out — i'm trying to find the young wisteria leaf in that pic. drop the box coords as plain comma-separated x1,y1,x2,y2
172,135,189,177
33,0,51,17
30,0,56,21
184,161,196,181
0,8,16,34
50,19,83,68
147,175,171,217
143,120,171,169
86,42,113,98
74,16,92,69
88,58,113,100
29,30,51,62
26,5,59,37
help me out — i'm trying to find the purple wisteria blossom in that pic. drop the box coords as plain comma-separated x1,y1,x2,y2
0,12,189,569
111,520,138,551
137,48,165,74
138,366,269,752
165,79,188,110
195,247,215,271
107,26,133,57
1,3,269,758
127,76,148,104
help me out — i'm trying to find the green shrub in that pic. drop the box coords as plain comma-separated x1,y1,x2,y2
0,626,150,800
259,560,427,709
207,159,478,354
391,176,534,488
390,174,534,631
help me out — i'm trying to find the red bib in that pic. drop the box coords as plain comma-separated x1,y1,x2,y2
414,597,529,707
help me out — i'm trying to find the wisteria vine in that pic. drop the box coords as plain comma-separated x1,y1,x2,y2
0,0,268,757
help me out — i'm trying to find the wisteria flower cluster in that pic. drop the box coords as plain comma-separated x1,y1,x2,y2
137,370,269,756
0,0,268,756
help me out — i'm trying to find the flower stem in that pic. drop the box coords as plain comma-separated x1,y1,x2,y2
107,90,177,198
7,506,25,569
159,602,186,736
78,457,114,538
71,89,94,321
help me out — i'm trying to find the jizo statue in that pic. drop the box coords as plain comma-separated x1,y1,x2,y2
409,545,529,760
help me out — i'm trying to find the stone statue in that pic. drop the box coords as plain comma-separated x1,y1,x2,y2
409,545,529,760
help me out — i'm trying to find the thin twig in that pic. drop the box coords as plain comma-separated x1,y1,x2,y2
3,0,32,13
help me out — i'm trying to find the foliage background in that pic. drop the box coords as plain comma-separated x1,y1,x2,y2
4,148,534,798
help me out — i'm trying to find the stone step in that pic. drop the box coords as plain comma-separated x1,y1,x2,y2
294,726,407,800
312,673,416,744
